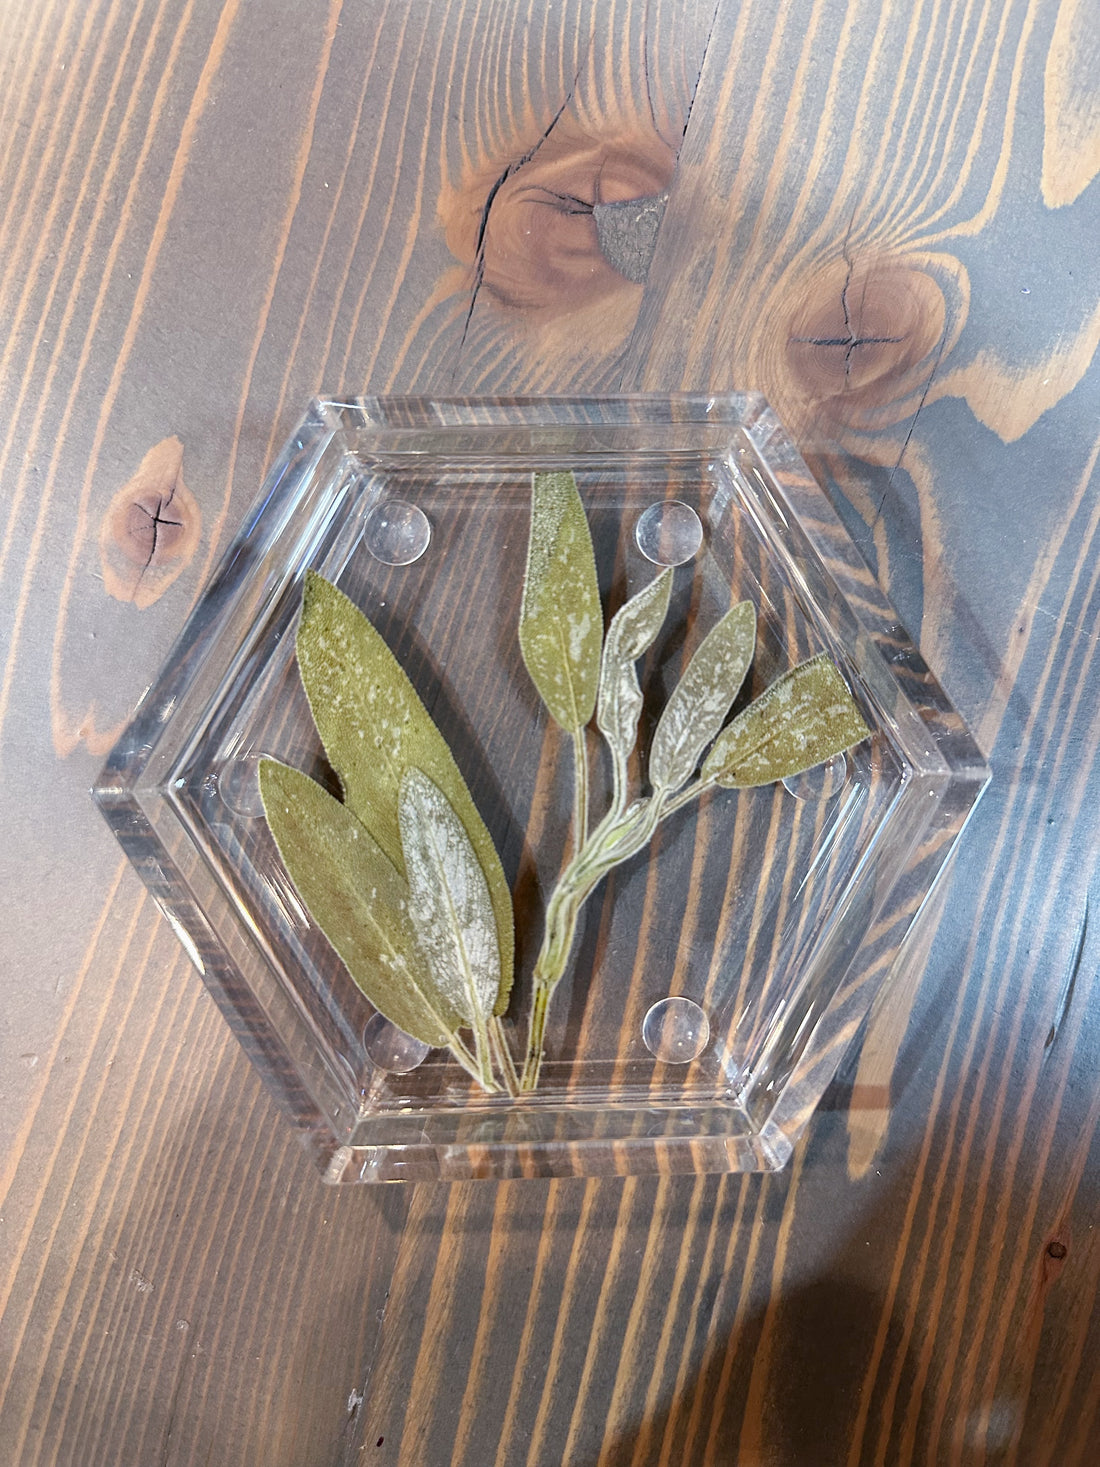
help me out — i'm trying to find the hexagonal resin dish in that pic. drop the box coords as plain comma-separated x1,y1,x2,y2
92,396,988,1182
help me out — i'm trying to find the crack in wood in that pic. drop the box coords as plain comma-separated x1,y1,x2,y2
456,81,579,362
1045,895,1087,1054
134,488,185,592
98,437,201,609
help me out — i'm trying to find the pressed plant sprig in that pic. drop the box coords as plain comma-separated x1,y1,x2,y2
515,473,869,1090
260,572,515,1093
260,480,869,1100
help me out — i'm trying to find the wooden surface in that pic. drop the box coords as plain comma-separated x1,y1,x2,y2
1,0,1098,1462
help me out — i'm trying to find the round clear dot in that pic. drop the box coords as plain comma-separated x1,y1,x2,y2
217,753,269,818
363,1013,431,1073
635,500,704,566
642,997,710,1063
362,500,431,565
782,752,849,802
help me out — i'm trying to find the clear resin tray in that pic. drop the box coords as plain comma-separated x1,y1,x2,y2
92,395,988,1182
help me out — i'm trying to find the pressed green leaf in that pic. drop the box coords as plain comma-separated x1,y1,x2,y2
398,768,500,1026
701,653,869,788
258,759,463,1047
596,569,673,764
649,600,757,793
294,571,513,1013
519,470,602,733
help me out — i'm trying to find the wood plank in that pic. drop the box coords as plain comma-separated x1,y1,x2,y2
2,0,1098,1462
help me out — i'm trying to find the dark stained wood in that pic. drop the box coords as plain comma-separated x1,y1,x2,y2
1,0,1097,1464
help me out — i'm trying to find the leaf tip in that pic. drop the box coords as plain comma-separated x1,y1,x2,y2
300,565,327,610
257,755,288,812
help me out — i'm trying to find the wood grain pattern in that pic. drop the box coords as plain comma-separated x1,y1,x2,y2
1,0,1098,1462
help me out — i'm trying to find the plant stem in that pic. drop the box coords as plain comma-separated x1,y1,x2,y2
658,770,717,820
608,741,628,825
518,769,723,1090
489,1015,519,1096
470,1010,498,1091
449,1031,479,1071
572,729,589,852
522,983,551,1093
519,797,663,1091
449,1035,501,1091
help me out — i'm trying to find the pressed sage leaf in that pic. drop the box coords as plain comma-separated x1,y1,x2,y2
702,653,869,788
596,569,673,762
295,571,513,1013
649,600,757,793
398,768,500,1026
519,470,602,732
258,759,463,1047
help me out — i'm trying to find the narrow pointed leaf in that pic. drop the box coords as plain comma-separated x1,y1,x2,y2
650,600,757,793
294,571,513,1013
258,759,463,1047
519,470,602,732
398,768,500,1025
702,653,869,788
596,569,673,761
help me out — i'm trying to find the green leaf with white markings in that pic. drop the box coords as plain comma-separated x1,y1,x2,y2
596,569,673,764
294,571,513,1013
519,471,602,733
399,768,500,1027
650,600,756,794
258,759,464,1047
701,652,869,788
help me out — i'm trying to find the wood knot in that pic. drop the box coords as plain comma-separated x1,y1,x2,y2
99,437,200,609
1041,1231,1070,1288
780,254,962,431
440,113,674,320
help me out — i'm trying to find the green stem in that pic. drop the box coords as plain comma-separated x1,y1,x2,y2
449,1034,501,1092
449,1031,479,1070
519,876,587,1090
658,770,717,820
518,769,723,1091
489,1015,519,1096
470,1010,497,1091
522,982,551,1093
608,742,628,825
572,729,589,852
519,798,664,1091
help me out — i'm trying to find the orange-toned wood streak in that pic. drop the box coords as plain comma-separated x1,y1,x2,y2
1,0,1098,1463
